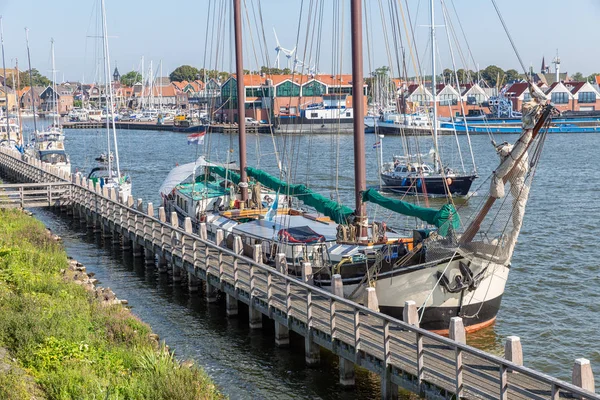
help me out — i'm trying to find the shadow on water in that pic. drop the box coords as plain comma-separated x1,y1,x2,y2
31,208,423,399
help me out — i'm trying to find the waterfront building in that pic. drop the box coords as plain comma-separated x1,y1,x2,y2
39,84,74,115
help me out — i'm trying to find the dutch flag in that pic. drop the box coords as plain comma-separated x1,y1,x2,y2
373,141,381,149
187,131,206,145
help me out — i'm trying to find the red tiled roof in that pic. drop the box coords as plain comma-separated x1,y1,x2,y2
563,81,586,95
506,82,529,97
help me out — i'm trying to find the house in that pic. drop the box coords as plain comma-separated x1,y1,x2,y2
553,81,600,112
0,86,18,112
39,85,74,115
19,86,44,110
218,73,368,123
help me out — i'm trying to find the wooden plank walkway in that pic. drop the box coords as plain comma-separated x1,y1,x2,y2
0,146,597,400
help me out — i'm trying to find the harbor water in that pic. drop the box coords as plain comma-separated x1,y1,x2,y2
30,122,600,397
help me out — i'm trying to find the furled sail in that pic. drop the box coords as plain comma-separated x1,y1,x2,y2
245,167,354,224
361,188,459,236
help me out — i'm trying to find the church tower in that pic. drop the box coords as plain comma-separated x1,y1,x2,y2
113,63,121,82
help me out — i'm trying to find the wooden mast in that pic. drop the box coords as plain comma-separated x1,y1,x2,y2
233,0,248,201
350,0,367,241
460,103,553,243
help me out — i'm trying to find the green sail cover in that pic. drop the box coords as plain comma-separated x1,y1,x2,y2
362,188,459,236
245,167,354,224
206,166,241,185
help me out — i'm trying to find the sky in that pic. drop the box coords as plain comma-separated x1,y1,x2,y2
1,0,600,83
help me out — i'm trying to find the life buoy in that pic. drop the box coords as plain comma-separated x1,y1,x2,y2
446,178,453,185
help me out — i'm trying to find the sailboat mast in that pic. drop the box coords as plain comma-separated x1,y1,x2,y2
0,16,10,143
430,0,439,172
16,59,22,145
51,38,58,127
350,0,367,240
25,28,38,135
100,0,121,178
233,0,248,201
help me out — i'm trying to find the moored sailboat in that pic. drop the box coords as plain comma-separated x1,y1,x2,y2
85,0,131,202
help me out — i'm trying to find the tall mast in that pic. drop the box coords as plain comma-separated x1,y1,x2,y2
25,28,38,135
351,0,367,240
1,16,10,143
233,0,248,201
100,0,121,179
51,38,59,127
140,56,144,110
16,59,22,145
159,59,163,111
430,0,439,172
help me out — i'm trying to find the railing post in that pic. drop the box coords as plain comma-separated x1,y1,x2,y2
248,243,262,329
169,212,181,281
331,274,354,386
504,336,523,366
403,300,423,393
572,358,595,398
304,285,320,366
184,217,199,292
450,317,465,399
275,253,287,274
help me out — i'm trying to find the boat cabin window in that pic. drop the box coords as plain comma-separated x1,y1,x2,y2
40,152,67,164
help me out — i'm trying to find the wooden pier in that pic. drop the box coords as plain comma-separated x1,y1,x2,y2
0,146,597,400
62,121,272,134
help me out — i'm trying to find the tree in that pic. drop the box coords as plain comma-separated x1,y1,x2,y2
6,69,51,89
505,69,521,83
120,71,142,86
169,65,200,82
571,72,585,82
481,65,505,87
587,73,600,83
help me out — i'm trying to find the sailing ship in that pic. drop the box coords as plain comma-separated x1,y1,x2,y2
163,0,554,333
86,0,131,202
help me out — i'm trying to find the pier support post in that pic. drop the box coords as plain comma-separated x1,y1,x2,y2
504,336,523,366
132,240,142,258
121,234,132,251
225,292,238,316
248,243,262,329
188,273,200,292
331,274,355,386
158,207,166,223
572,358,595,396
157,255,168,274
403,300,421,395
274,321,289,348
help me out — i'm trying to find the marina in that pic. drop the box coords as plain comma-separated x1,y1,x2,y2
1,0,600,398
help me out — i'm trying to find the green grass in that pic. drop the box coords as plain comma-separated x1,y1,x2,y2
0,209,224,400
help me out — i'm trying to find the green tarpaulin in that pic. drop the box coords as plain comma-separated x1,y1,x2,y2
361,188,459,236
245,166,354,224
206,166,241,185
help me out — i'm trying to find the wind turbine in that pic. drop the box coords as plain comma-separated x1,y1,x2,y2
273,27,295,70
273,27,282,69
282,47,296,71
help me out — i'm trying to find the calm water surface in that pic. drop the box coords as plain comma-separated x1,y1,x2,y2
29,120,600,396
